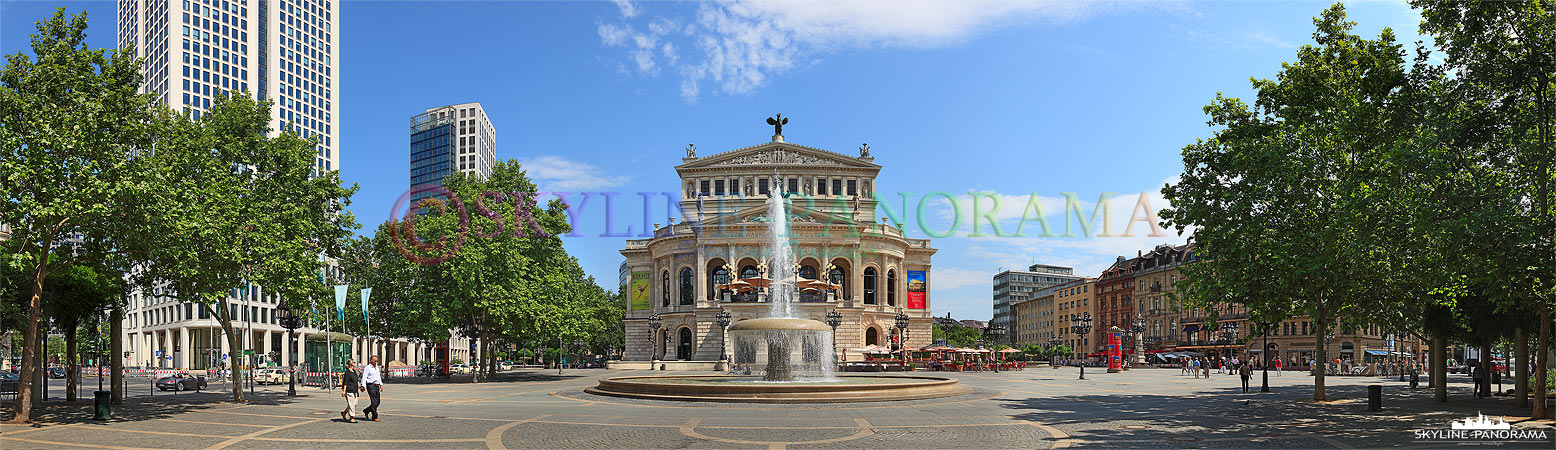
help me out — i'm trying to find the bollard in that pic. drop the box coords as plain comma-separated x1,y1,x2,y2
1367,385,1382,411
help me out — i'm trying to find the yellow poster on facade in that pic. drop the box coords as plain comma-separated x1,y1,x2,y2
630,271,650,310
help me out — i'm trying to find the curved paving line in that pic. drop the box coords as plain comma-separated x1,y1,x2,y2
552,388,1002,410
484,414,552,450
0,422,79,436
675,417,878,446
1028,422,1073,449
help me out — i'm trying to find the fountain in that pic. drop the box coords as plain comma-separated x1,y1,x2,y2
727,189,836,381
588,180,965,402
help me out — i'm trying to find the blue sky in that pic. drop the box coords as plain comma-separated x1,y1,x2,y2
2,0,1430,321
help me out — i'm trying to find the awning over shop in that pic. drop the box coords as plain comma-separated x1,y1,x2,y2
1183,325,1201,333
1364,350,1388,356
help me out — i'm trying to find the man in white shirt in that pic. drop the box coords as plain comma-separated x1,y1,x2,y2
362,356,384,421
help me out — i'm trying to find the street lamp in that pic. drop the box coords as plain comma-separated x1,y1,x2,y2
826,310,843,364
648,313,664,362
894,311,911,365
716,310,732,368
1071,313,1093,380
984,324,1006,372
276,305,302,397
1220,321,1239,371
1255,320,1273,392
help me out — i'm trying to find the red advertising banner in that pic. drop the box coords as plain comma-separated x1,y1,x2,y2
906,270,927,309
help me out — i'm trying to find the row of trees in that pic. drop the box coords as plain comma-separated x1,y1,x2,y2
1162,2,1553,420
2,9,356,421
331,160,622,379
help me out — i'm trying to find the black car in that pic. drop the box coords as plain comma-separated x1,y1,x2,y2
45,367,67,379
0,372,18,394
155,373,207,391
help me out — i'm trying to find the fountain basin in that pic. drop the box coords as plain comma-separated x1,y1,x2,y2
585,375,967,403
728,318,835,381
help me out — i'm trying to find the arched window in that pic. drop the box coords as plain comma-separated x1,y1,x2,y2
710,265,731,301
679,268,694,305
798,265,817,280
886,270,897,307
863,268,878,305
865,327,879,346
740,265,760,279
661,270,670,307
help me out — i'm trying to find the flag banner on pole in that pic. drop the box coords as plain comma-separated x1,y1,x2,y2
360,288,372,324
334,284,348,322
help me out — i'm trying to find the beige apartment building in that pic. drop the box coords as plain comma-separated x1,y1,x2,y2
1053,278,1095,358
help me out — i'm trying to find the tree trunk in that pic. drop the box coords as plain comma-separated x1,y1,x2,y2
111,305,124,405
1432,333,1447,402
6,251,52,424
216,297,244,403
1312,310,1328,402
1478,342,1493,398
65,323,78,402
1516,327,1530,407
1534,307,1550,419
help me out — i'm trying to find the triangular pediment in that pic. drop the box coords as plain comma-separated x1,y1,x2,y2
678,142,879,170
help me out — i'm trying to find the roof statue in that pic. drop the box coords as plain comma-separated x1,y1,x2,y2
766,114,788,139
859,142,871,158
686,143,697,158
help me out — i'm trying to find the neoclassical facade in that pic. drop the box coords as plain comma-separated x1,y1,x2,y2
622,133,935,362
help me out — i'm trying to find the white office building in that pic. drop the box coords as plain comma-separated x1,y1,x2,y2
113,0,445,370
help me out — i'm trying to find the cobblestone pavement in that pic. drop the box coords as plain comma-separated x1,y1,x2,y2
2,367,1553,449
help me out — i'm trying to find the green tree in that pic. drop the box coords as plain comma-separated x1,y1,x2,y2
41,264,122,401
1163,4,1412,401
139,93,357,403
0,9,161,422
1412,0,1556,418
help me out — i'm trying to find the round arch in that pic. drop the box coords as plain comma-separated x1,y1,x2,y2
865,327,880,346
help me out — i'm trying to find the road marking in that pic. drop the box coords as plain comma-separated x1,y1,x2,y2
484,414,552,450
155,418,275,428
675,416,878,446
0,422,80,437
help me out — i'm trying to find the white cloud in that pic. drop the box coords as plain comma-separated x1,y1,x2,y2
518,156,629,192
601,0,1149,101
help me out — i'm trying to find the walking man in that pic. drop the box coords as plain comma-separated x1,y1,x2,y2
362,356,384,421
340,359,360,423
1274,356,1282,376
1191,358,1200,378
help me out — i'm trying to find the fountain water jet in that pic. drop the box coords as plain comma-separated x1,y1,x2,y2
728,185,836,381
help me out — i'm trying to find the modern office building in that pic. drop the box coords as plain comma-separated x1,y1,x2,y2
991,264,1080,344
118,0,339,173
112,0,441,371
409,102,497,205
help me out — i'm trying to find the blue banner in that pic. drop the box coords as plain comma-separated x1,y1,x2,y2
360,287,372,324
334,284,348,322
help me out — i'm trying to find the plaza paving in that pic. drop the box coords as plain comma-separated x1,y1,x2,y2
2,367,1553,449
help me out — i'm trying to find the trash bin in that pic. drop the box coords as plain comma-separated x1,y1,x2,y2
1367,385,1382,411
93,390,111,420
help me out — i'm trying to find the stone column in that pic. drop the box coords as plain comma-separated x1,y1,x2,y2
263,330,273,366
177,326,190,369
280,329,291,369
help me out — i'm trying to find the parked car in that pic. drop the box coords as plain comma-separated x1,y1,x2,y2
255,369,291,385
0,372,18,394
155,373,207,391
449,364,470,374
45,367,67,379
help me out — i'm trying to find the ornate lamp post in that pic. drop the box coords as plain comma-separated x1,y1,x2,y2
275,305,303,397
823,263,838,302
648,313,663,362
1255,320,1273,392
1072,313,1093,380
1131,314,1145,369
716,310,732,368
894,311,911,365
1220,321,1239,371
985,324,1006,373
826,310,843,363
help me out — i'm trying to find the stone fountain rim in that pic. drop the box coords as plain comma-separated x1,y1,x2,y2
586,374,969,403
727,317,831,332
